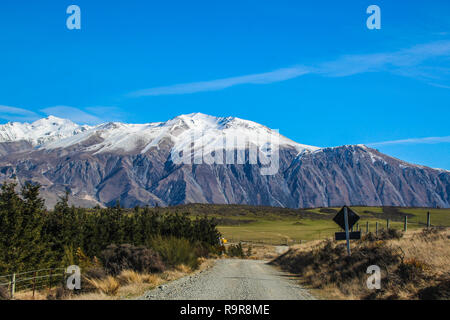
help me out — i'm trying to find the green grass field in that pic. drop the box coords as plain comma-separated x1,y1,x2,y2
215,206,450,244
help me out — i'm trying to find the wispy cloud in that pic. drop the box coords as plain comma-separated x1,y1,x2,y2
130,66,310,97
130,40,450,97
367,136,450,147
0,105,41,122
319,41,450,78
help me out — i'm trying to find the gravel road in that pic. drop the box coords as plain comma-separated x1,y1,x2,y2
142,259,315,300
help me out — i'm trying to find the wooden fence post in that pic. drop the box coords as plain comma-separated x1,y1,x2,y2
366,221,369,233
387,219,390,230
376,222,379,235
427,212,431,228
11,273,15,299
32,271,37,298
404,216,408,232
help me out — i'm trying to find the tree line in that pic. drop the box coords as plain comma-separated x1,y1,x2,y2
0,182,220,275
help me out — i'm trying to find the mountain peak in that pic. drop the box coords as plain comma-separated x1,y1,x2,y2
0,113,320,155
31,115,75,126
0,115,89,146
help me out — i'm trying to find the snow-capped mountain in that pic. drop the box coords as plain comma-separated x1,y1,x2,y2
0,116,91,146
0,113,318,156
0,113,448,209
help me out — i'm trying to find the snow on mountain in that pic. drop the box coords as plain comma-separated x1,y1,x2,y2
0,116,91,146
0,113,448,209
31,113,320,155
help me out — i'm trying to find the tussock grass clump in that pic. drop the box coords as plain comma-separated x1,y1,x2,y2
85,276,121,296
175,264,192,274
117,270,145,285
116,270,162,286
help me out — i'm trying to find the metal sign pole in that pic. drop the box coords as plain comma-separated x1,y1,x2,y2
344,206,351,256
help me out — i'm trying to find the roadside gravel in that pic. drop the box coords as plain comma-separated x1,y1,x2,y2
141,259,315,300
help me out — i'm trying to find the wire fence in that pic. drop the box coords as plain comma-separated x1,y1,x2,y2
226,212,447,246
0,268,66,299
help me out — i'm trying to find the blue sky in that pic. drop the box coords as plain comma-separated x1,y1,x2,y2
0,0,449,169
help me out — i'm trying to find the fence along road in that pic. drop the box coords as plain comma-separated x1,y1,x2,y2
0,268,65,299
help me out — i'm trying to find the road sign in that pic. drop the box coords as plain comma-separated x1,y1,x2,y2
333,206,360,230
333,206,361,256
335,231,361,241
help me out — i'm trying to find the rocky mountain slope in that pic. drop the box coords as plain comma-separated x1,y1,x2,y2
0,113,448,208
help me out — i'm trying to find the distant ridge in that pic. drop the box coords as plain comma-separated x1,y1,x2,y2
0,113,448,209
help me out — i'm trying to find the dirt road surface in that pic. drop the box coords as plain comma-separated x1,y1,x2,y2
142,259,315,300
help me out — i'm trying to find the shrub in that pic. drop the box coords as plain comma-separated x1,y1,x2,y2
101,244,165,276
84,267,107,280
396,258,430,284
364,229,403,241
379,228,403,240
227,242,245,258
148,236,200,270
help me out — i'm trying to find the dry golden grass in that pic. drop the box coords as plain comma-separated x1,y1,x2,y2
11,261,205,300
272,228,450,300
174,264,192,274
68,259,214,300
14,290,49,300
389,229,450,276
85,276,121,296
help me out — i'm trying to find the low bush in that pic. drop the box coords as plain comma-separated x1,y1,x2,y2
101,244,165,276
364,228,403,241
148,236,200,270
397,258,430,284
84,266,107,280
227,242,245,258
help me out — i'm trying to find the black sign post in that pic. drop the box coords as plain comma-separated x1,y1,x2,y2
333,206,361,256
343,206,351,255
